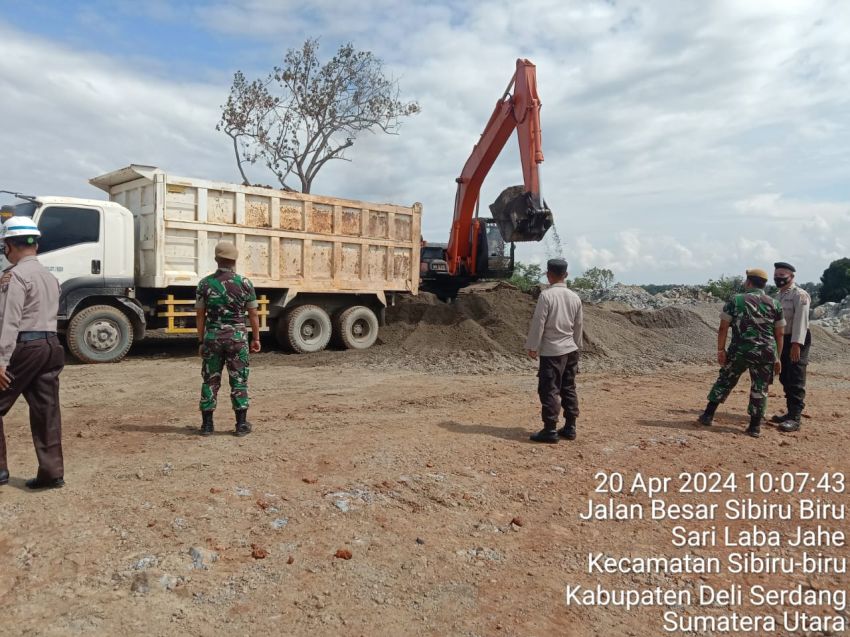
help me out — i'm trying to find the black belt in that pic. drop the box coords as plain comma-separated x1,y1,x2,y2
17,331,56,343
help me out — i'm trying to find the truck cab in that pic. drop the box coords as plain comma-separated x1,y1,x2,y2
420,242,448,277
2,197,143,363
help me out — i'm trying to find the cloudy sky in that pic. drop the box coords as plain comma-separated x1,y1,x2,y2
2,0,849,284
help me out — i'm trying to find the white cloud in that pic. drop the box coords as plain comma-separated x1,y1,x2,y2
572,230,718,277
0,24,231,199
2,0,850,285
566,193,850,282
734,193,850,221
735,237,780,264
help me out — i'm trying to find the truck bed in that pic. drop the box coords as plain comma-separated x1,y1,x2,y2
90,165,422,295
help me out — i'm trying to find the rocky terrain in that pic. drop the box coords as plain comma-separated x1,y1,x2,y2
811,294,850,337
1,285,848,636
577,283,716,310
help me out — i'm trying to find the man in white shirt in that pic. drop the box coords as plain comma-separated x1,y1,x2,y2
771,261,811,432
525,259,584,443
0,217,64,489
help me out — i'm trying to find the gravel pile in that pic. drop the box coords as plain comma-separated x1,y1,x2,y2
578,284,716,310
811,295,850,337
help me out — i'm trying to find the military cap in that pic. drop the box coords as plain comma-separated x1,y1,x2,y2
547,258,568,276
773,261,796,272
214,241,239,260
746,268,768,280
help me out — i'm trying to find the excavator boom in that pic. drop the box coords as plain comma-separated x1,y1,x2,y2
445,58,553,278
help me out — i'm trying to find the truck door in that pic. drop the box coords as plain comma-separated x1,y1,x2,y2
34,205,104,287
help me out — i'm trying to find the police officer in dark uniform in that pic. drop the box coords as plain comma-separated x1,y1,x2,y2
0,216,65,489
771,261,811,432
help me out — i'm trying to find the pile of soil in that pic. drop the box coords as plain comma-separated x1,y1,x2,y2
382,288,536,358
579,305,717,371
369,287,718,374
367,288,850,375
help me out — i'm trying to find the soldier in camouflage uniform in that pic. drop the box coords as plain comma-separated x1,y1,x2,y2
697,268,785,437
195,242,261,437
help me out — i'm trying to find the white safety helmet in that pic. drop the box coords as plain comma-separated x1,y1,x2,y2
0,216,41,241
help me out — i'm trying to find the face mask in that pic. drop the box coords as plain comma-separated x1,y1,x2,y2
774,276,790,287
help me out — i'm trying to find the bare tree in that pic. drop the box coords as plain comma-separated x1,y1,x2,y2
216,71,279,186
218,39,420,193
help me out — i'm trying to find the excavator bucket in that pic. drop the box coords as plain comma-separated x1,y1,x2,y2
489,185,553,243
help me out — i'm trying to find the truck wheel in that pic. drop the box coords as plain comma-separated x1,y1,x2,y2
335,306,379,350
67,305,134,363
285,305,332,353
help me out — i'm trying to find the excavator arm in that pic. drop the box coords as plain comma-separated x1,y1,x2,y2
445,58,553,277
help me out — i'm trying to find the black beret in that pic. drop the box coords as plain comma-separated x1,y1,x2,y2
773,262,796,272
547,258,568,275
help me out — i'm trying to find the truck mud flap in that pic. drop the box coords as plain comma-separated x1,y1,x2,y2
116,297,146,340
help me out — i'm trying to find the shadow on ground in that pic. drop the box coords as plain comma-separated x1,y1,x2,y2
637,408,752,435
111,423,202,437
437,420,536,443
0,476,68,493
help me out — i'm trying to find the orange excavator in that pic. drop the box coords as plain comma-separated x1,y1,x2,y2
420,58,553,299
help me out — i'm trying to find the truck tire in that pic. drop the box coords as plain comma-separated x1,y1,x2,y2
335,306,379,350
67,305,134,363
285,305,332,353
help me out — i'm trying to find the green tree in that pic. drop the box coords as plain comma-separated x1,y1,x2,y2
569,276,593,290
586,267,615,289
510,262,544,292
640,284,682,294
705,275,744,299
571,267,615,290
820,258,850,303
798,281,822,304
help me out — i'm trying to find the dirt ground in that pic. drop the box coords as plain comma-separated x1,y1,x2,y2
1,334,848,636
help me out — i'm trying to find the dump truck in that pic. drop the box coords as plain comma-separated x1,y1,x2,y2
1,165,421,363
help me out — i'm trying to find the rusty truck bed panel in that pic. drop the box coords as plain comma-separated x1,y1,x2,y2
90,165,421,294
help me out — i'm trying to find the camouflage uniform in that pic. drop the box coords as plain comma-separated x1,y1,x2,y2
196,269,258,412
707,292,785,418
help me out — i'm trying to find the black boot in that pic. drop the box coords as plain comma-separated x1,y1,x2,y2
770,412,789,424
745,415,761,438
25,476,64,489
698,401,719,426
0,468,8,485
234,409,252,437
779,413,801,432
530,427,559,444
558,416,577,440
200,411,214,436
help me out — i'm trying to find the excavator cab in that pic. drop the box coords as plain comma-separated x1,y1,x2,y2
489,185,553,243
475,218,515,279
